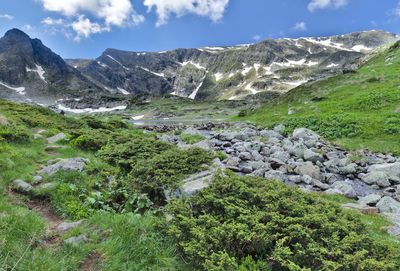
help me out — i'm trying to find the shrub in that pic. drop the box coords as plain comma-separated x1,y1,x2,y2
167,172,400,270
99,136,173,171
70,129,114,151
280,114,363,139
181,134,204,144
0,122,31,143
130,147,213,202
384,115,400,134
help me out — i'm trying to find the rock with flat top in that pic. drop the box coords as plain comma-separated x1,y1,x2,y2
341,203,379,215
37,158,89,176
56,220,85,232
47,133,66,144
63,234,88,246
13,179,33,192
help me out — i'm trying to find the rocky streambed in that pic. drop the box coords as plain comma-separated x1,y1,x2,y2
143,122,400,237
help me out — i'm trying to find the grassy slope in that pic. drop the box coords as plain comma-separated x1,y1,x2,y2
236,44,400,155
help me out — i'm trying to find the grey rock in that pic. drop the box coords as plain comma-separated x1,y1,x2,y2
56,220,85,232
368,163,400,183
64,234,88,246
271,151,290,163
338,163,357,175
33,175,43,184
37,158,89,176
239,152,252,161
264,170,286,182
288,175,303,183
213,158,226,171
13,179,33,192
182,127,201,136
376,196,400,214
251,150,264,161
226,157,240,167
249,161,270,171
273,124,286,134
192,140,213,151
158,134,175,144
329,181,357,199
361,172,391,187
249,168,267,177
292,128,320,142
288,142,308,159
47,133,66,144
288,110,295,115
241,166,253,174
259,129,282,139
358,194,382,206
303,149,323,163
295,162,321,180
40,183,57,189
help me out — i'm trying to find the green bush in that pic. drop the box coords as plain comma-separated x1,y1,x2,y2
99,136,173,171
167,172,400,270
280,114,363,139
181,134,205,144
70,129,114,151
384,115,400,134
0,122,31,143
130,147,213,201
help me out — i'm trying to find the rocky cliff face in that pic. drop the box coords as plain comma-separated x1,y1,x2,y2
69,30,399,100
0,29,103,106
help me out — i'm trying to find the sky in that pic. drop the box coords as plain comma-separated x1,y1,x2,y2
0,0,400,59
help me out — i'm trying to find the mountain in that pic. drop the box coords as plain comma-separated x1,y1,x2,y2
0,29,103,106
68,30,399,100
0,28,398,109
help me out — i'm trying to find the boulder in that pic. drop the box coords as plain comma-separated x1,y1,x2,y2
239,152,252,161
182,127,201,136
327,181,357,199
33,176,43,184
264,170,286,182
292,128,320,142
358,194,382,206
37,158,89,176
64,234,88,246
273,124,286,134
47,133,66,144
56,220,85,232
361,172,391,187
295,162,321,180
271,151,290,163
303,149,323,163
13,179,33,192
368,163,400,184
376,196,400,214
226,157,240,167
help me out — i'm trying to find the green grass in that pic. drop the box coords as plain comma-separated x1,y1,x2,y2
235,44,400,155
181,134,205,144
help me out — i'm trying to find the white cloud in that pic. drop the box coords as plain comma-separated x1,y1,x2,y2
308,0,348,12
143,0,230,26
24,25,32,30
37,0,144,40
293,22,307,31
71,15,110,41
42,17,64,25
0,14,14,20
253,35,262,41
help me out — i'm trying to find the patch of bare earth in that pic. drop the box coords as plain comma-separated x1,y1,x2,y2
7,188,63,246
79,250,103,271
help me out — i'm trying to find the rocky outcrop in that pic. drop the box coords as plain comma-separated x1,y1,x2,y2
37,158,89,176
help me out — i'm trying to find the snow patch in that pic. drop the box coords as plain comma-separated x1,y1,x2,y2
189,74,207,99
284,79,309,87
0,81,25,95
327,63,339,68
97,61,108,68
117,87,130,95
132,115,144,120
351,45,372,52
138,67,165,77
228,95,238,100
106,55,130,71
57,104,127,114
137,52,146,56
181,61,206,70
215,72,224,81
302,38,351,51
245,83,259,94
26,64,46,81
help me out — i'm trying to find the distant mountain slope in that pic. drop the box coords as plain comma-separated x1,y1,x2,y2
70,30,399,100
0,29,103,105
237,41,400,155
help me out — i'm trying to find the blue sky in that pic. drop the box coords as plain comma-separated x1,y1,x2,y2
0,0,400,59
